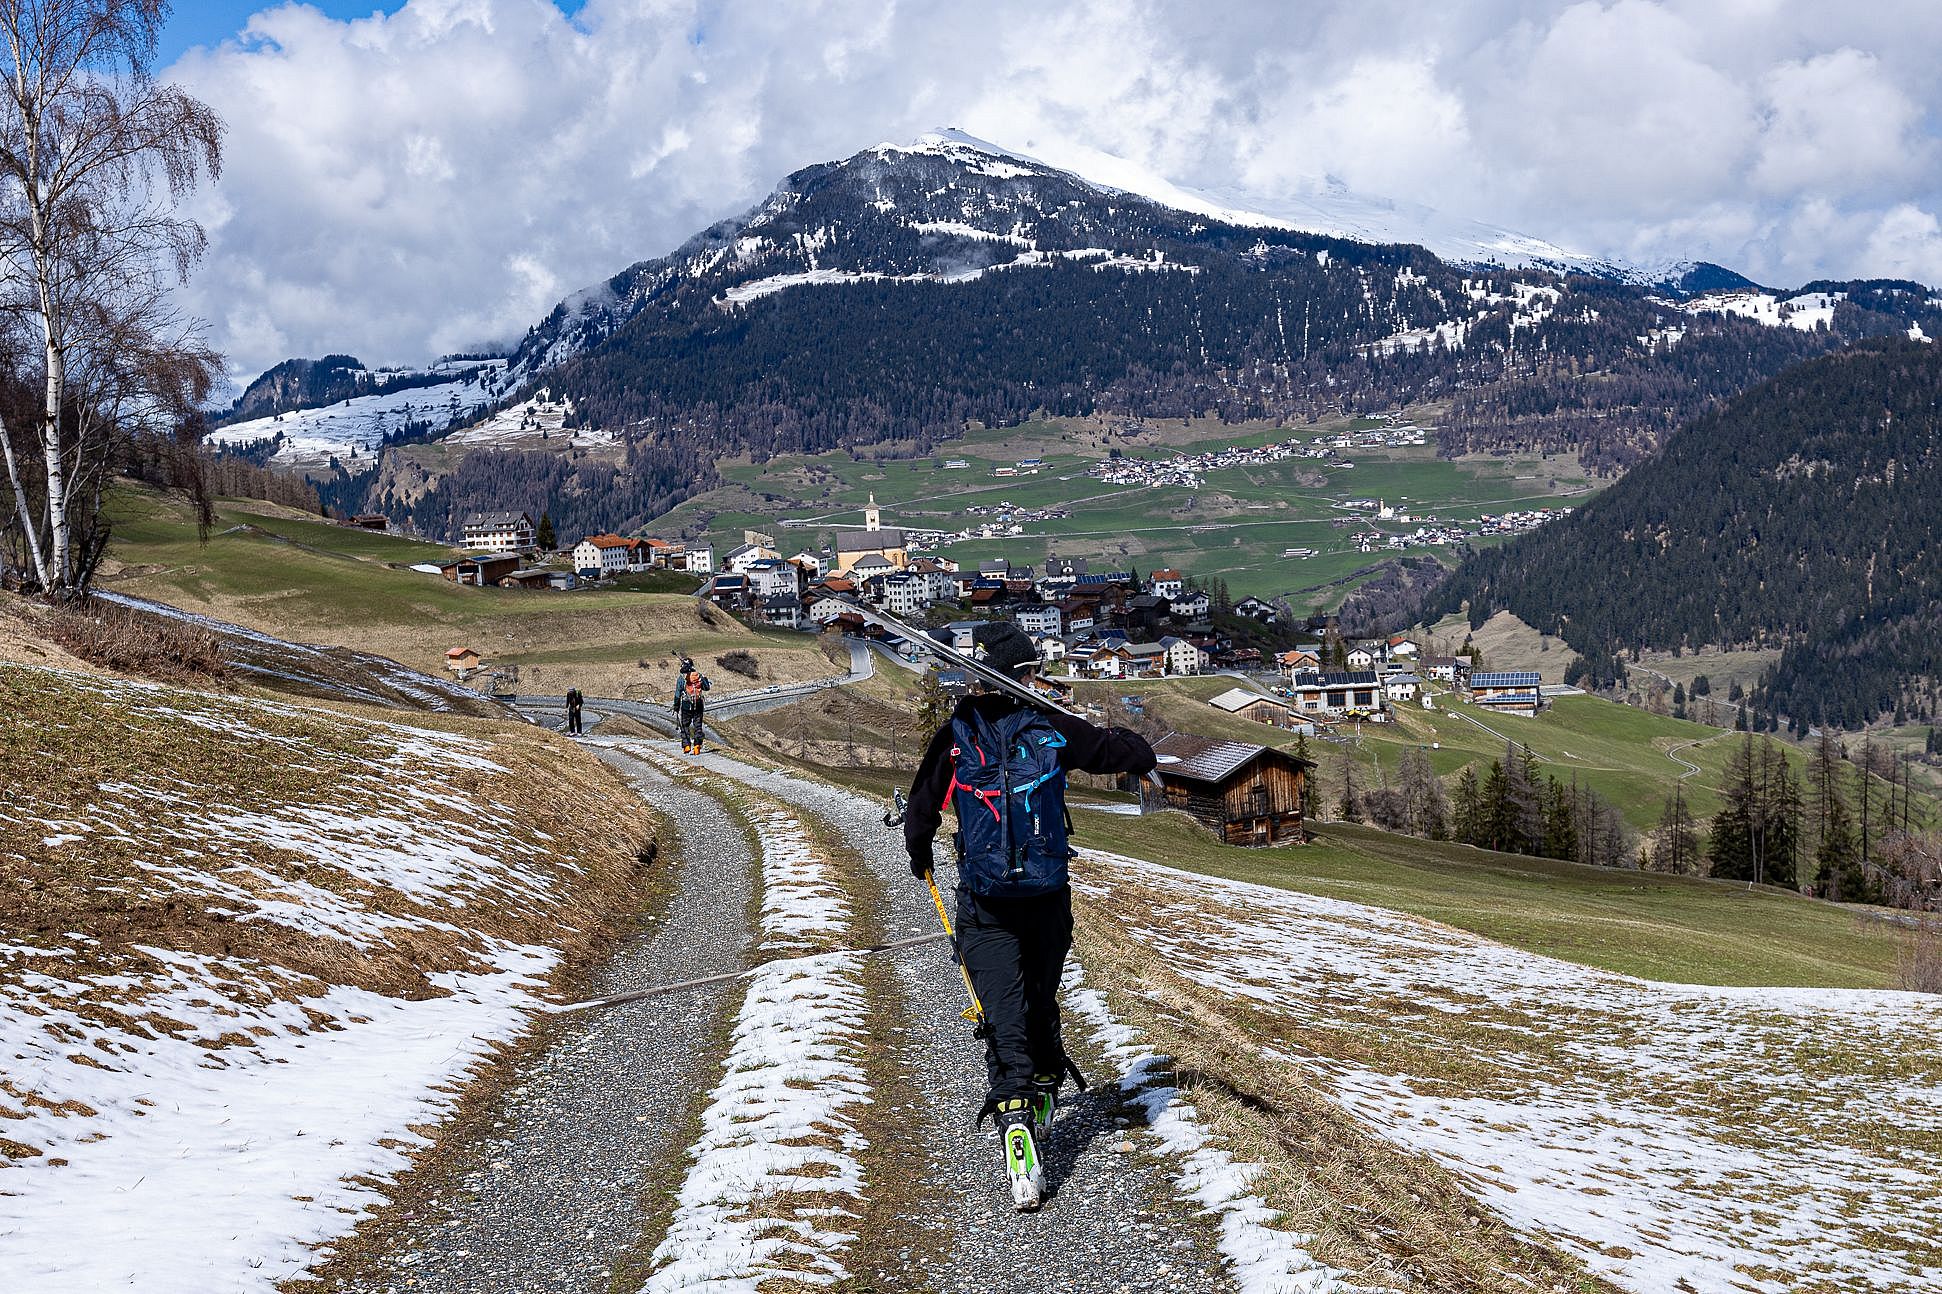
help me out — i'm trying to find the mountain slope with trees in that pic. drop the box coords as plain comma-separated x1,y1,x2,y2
1425,337,1942,730
226,132,1939,542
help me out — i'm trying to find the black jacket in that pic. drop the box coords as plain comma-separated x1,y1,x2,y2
904,695,1156,864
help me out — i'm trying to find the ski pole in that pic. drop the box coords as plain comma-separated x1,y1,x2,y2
925,867,987,1033
882,790,984,1031
547,932,950,1015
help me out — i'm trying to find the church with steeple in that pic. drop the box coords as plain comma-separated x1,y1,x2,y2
833,492,909,574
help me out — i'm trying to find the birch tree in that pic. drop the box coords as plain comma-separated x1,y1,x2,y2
0,0,221,596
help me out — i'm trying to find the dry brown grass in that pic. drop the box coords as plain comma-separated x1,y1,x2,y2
1071,902,1619,1294
2,663,660,1019
42,596,229,685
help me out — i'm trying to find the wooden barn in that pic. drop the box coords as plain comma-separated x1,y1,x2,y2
1141,732,1313,846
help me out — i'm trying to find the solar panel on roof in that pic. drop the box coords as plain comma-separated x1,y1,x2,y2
1471,671,1542,687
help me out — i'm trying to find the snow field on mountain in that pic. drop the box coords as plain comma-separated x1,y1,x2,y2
1682,290,1843,331
1075,851,1942,1294
642,790,870,1293
208,360,506,466
0,663,653,1291
446,389,618,449
1064,966,1371,1294
715,244,1197,308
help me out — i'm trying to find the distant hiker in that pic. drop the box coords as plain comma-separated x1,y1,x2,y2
674,659,711,754
565,687,584,736
902,621,1156,1211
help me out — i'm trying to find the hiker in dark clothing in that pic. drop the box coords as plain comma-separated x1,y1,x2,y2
674,659,710,753
565,687,584,736
903,622,1155,1206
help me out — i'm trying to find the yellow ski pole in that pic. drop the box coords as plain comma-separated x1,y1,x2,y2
925,867,987,1032
887,788,986,1033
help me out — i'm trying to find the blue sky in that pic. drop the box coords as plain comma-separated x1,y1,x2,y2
156,2,581,68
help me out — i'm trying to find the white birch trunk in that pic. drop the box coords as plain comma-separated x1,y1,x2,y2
40,309,67,592
0,410,51,587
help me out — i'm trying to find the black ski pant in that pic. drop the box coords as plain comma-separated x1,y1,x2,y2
955,886,1073,1107
566,707,583,735
678,706,704,748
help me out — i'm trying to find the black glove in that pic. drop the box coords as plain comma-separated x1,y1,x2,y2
909,850,933,880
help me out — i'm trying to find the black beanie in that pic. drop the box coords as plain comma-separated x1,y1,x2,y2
971,621,1039,675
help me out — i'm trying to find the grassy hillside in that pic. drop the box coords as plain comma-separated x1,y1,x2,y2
653,409,1595,606
97,483,839,698
1083,811,1903,988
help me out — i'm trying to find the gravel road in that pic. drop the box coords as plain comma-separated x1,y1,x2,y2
339,745,752,1294
681,746,1233,1294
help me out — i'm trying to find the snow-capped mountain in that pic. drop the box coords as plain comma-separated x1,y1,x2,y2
225,128,1937,486
505,127,1756,384
941,130,1624,277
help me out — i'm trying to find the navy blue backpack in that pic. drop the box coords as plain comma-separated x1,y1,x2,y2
947,707,1073,897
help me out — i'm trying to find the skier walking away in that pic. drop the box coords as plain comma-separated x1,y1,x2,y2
902,622,1156,1211
564,686,584,736
673,659,711,754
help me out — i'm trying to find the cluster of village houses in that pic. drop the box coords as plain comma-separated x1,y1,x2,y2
428,504,1544,724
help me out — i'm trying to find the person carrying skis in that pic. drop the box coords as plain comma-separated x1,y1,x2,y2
565,686,584,736
902,621,1156,1211
673,659,710,754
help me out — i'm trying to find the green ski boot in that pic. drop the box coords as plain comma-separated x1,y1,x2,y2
994,1098,1043,1211
1029,1073,1060,1134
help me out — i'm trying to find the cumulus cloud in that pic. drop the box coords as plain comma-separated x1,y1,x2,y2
165,0,1942,383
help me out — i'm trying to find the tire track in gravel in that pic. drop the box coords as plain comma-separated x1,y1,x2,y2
338,744,752,1294
676,744,1234,1294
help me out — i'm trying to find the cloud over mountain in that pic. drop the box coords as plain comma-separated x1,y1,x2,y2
168,0,1942,382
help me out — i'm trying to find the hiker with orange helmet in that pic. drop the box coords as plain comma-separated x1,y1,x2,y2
673,658,710,753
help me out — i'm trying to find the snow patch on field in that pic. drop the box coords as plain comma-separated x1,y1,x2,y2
1065,965,1367,1294
0,946,552,1294
643,796,870,1292
1076,851,1942,1294
0,666,591,1291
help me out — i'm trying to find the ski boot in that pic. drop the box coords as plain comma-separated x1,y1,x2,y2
994,1098,1044,1212
1029,1073,1060,1135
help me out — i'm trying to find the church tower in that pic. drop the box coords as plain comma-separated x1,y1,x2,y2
865,493,881,532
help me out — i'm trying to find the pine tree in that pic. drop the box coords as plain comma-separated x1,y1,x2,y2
1541,776,1578,861
1293,733,1321,818
915,667,951,736
1336,752,1362,823
1506,743,1544,854
1481,758,1516,853
1652,782,1701,874
536,511,556,550
1814,791,1865,902
1452,767,1483,845
1707,737,1757,881
1400,747,1448,840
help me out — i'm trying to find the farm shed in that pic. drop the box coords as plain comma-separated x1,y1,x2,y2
1142,732,1313,846
1207,687,1296,726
